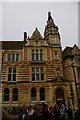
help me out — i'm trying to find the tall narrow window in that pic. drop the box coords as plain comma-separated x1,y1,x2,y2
36,49,39,61
12,54,15,61
13,88,18,101
77,68,80,79
55,53,58,60
36,67,39,81
4,88,9,102
32,50,34,61
16,54,19,61
13,68,16,81
40,49,43,61
8,67,16,81
7,54,11,61
8,67,12,81
31,88,36,101
32,67,35,81
40,88,45,101
41,67,44,81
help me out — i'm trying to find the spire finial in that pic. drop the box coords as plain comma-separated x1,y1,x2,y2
47,11,54,24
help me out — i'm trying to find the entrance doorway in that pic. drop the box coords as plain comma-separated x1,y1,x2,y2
56,88,65,104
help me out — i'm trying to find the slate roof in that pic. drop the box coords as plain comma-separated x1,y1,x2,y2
0,41,24,50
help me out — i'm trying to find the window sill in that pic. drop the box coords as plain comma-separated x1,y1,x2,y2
31,101,37,102
12,101,18,103
3,101,9,103
32,81,44,82
40,101,45,102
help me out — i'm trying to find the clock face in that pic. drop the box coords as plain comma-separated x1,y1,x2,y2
49,36,59,44
50,37,56,44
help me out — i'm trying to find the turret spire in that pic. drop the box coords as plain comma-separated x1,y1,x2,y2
47,11,54,24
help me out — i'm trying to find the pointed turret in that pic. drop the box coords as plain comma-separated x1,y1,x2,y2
44,12,60,46
44,12,60,38
47,11,54,25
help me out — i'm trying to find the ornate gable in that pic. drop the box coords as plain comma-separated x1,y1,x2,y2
72,44,80,55
30,27,43,40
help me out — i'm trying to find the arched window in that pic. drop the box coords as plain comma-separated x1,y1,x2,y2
4,88,9,102
13,88,18,101
40,88,45,101
31,88,36,101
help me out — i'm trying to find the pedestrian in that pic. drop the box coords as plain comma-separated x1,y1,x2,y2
42,103,51,120
18,106,29,120
60,102,65,120
74,99,80,120
27,105,34,116
28,103,43,120
67,102,73,120
54,104,60,120
49,106,55,120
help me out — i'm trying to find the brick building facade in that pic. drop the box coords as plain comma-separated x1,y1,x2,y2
1,12,80,110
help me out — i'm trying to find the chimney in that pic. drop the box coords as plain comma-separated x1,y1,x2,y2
24,32,27,41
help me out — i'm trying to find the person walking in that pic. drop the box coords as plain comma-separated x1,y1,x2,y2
28,103,43,120
49,106,55,120
54,104,60,120
18,107,29,120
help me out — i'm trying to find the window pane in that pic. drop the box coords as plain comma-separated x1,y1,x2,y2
13,95,18,101
41,67,43,72
8,74,11,81
36,41,38,45
36,74,39,81
40,54,43,60
4,95,9,101
12,54,15,61
36,67,39,72
13,68,16,73
13,88,18,101
32,67,35,72
36,54,39,60
32,74,35,81
13,88,18,94
36,49,38,52
31,88,36,101
7,54,10,61
41,74,44,81
16,54,19,61
8,67,12,73
32,49,34,53
32,54,34,61
4,88,9,94
40,88,45,101
55,53,58,60
4,88,9,102
40,49,43,53
13,74,16,81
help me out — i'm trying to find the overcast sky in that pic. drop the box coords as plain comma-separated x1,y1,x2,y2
0,1,80,50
